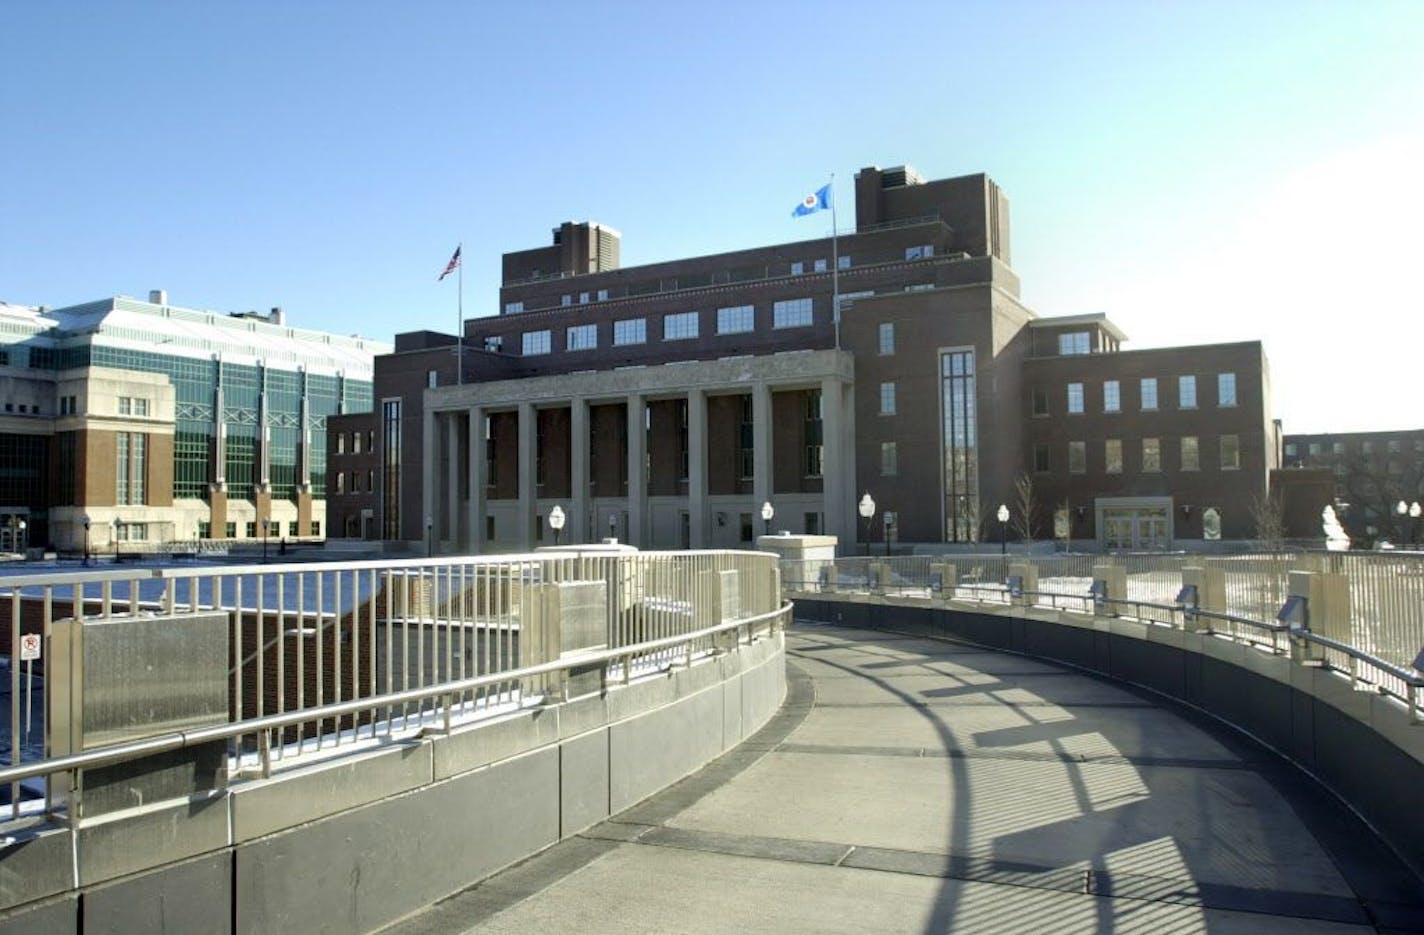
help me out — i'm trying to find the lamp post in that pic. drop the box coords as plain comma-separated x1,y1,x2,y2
1398,500,1410,548
16,519,25,555
549,504,566,546
261,517,270,564
608,512,618,542
111,517,120,559
884,513,894,557
1412,501,1422,548
425,513,433,558
760,501,774,537
997,503,1009,556
82,515,91,566
857,493,875,557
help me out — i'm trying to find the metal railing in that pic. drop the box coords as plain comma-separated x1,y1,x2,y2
783,551,1424,719
0,549,781,825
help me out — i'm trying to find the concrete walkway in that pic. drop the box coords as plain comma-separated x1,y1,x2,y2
383,622,1424,934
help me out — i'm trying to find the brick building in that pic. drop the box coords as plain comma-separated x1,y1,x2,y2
339,164,1277,553
1282,430,1424,545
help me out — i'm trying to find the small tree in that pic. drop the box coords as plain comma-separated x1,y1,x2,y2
1012,472,1038,544
1249,490,1285,553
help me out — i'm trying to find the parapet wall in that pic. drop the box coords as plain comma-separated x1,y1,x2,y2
0,633,787,935
794,594,1424,878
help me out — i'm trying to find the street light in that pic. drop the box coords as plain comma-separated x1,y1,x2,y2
857,493,876,557
549,504,566,546
608,512,618,542
111,517,120,559
760,501,774,537
997,503,1010,556
1398,500,1410,547
425,513,433,558
884,513,895,558
82,514,91,566
261,517,270,564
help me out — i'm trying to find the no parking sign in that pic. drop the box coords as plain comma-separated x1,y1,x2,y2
19,633,40,661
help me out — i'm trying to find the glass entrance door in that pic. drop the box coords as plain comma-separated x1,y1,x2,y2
1102,506,1170,550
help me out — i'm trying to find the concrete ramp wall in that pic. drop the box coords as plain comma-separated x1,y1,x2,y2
0,635,786,935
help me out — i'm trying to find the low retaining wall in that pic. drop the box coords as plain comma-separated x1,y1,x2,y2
795,594,1424,877
0,633,787,935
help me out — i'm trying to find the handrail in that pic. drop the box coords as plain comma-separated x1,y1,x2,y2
1297,627,1424,688
0,601,791,787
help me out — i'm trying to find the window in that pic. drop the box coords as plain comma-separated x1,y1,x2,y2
1032,387,1049,417
1218,373,1237,407
790,261,804,275
1388,439,1402,453
335,472,345,494
1058,332,1090,355
579,292,589,304
117,396,149,417
773,298,813,329
717,305,755,335
1067,383,1084,414
483,335,503,352
566,323,597,351
289,521,299,537
1178,375,1196,409
382,399,401,540
664,312,699,340
905,245,934,260
59,395,77,415
1284,443,1297,457
1068,441,1086,474
336,433,346,454
225,522,236,539
1181,436,1200,471
1105,439,1123,474
905,283,934,292
737,396,753,480
352,431,362,454
880,441,898,476
813,259,827,273
941,349,978,542
561,295,572,307
837,255,851,270
804,391,823,477
1362,441,1376,454
879,382,896,415
613,318,646,345
1308,442,1322,455
522,330,551,355
1033,443,1050,472
878,322,895,355
1142,438,1161,473
1334,441,1346,454
427,370,438,389
1140,378,1158,411
597,289,609,302
504,301,524,314
1220,434,1241,470
1104,380,1120,413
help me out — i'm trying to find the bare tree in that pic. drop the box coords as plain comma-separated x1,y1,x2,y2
1055,498,1073,552
1249,490,1286,552
1012,472,1038,543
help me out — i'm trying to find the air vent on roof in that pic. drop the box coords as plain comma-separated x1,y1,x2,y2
880,165,926,189
149,289,168,305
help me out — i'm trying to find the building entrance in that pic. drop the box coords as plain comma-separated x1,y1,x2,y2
1102,504,1171,550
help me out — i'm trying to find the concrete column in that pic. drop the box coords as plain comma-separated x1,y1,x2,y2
421,405,436,550
518,402,537,551
626,394,646,547
570,398,589,545
446,413,461,551
688,389,708,548
752,382,773,527
467,406,487,552
1092,563,1126,617
821,378,847,544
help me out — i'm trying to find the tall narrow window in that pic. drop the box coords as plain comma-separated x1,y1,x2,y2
1140,378,1158,411
804,390,823,477
1181,436,1200,471
940,349,979,541
116,431,130,504
1142,438,1161,473
879,382,896,415
878,322,895,355
1178,375,1197,409
1103,380,1120,413
1068,441,1087,474
737,396,753,480
1218,373,1237,407
1220,434,1241,469
1105,439,1123,474
880,442,898,476
382,399,402,539
1067,383,1084,414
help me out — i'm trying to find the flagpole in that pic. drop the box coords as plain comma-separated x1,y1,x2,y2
830,174,840,351
456,244,464,385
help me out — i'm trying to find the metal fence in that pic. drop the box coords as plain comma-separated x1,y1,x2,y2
783,550,1424,714
0,548,782,826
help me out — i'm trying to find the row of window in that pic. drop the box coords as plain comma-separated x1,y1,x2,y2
1039,373,1238,416
1287,439,1424,457
1032,435,1242,475
333,469,377,495
334,429,376,455
195,520,317,539
518,298,816,355
505,245,939,315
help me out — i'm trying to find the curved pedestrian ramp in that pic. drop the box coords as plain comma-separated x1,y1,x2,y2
387,622,1424,934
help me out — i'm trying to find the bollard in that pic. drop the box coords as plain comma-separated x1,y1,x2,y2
1091,563,1126,617
1181,566,1225,632
1008,562,1038,608
929,562,958,601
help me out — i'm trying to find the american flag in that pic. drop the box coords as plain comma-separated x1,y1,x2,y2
438,245,461,281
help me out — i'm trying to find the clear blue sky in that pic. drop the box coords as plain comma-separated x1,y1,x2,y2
4,1,1421,432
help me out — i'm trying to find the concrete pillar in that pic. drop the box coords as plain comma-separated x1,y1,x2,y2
688,389,708,548
1181,565,1225,632
570,398,589,545
446,412,460,550
1091,563,1126,617
752,382,773,525
468,406,486,552
626,393,646,548
930,562,958,598
1008,561,1038,607
821,377,847,545
518,402,537,551
421,406,436,550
